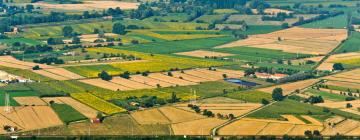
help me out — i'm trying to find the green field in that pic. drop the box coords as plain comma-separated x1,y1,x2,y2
90,81,241,101
158,81,242,98
238,25,282,35
22,20,209,39
122,36,236,54
213,9,238,14
301,14,347,29
322,84,360,93
248,99,360,121
225,90,272,103
51,103,87,124
267,0,359,7
255,62,314,71
335,31,360,53
153,30,221,35
194,14,227,23
215,47,311,62
0,38,43,46
306,89,348,101
143,13,190,22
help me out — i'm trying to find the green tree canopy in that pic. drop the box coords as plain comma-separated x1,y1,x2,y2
62,25,73,37
272,88,284,101
112,22,126,35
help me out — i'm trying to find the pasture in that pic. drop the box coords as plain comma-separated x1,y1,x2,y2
214,46,310,62
225,90,272,103
335,32,360,53
51,103,87,124
301,14,347,29
122,36,236,54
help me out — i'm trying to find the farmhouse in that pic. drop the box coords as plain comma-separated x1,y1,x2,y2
0,70,32,83
255,72,289,80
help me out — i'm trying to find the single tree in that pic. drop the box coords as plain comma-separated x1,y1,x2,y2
272,88,284,101
333,63,344,71
261,99,270,105
62,26,73,37
98,71,112,81
112,22,126,35
32,65,41,70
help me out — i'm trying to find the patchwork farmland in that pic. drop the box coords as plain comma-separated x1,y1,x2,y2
1,0,360,138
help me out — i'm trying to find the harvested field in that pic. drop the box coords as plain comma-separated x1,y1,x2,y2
171,118,226,135
326,80,360,90
346,125,360,135
42,97,64,104
322,119,360,135
174,102,261,117
216,69,245,76
326,116,345,125
258,79,319,95
281,115,305,124
257,123,295,135
0,61,30,69
158,106,205,123
79,33,118,42
301,115,323,125
0,113,21,134
317,52,360,70
218,119,268,135
110,77,154,90
0,56,52,69
201,104,261,116
175,50,234,58
216,37,276,48
167,71,211,83
45,68,84,79
33,106,64,127
13,96,47,106
175,101,261,117
78,78,133,91
317,62,335,71
286,125,323,135
45,97,98,119
0,56,83,80
199,69,243,78
130,75,175,87
131,108,170,124
0,106,62,132
219,117,323,136
32,70,70,81
183,70,221,81
148,73,197,86
315,100,360,109
323,69,360,83
216,27,347,55
33,1,139,11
